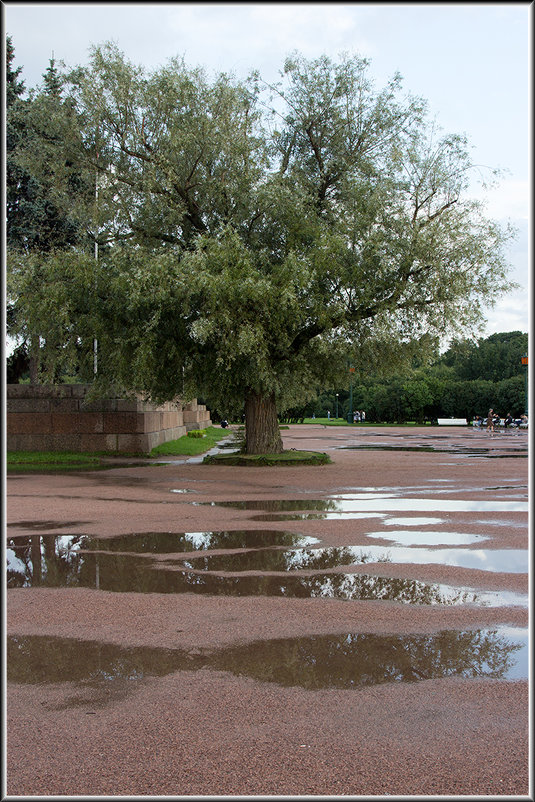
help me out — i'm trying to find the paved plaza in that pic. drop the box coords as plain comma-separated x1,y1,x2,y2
6,424,529,796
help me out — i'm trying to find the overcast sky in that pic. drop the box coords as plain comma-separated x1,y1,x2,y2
4,1,532,339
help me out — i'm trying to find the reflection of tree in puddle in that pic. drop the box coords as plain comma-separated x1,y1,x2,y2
181,546,384,573
7,635,189,684
196,499,340,511
7,628,526,706
6,635,195,709
75,530,313,553
7,534,85,588
6,532,318,587
7,535,527,607
214,629,525,688
4,542,480,604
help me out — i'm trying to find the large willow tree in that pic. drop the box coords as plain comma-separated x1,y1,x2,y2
8,44,515,453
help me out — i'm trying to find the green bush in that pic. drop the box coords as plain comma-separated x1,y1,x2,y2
187,429,206,438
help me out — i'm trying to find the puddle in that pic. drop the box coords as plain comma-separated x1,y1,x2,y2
366,531,488,546
340,445,527,458
195,499,345,511
240,496,529,521
11,533,525,579
360,545,527,573
6,531,321,585
6,545,528,607
474,519,526,529
179,546,384,573
304,496,529,513
6,634,197,709
177,544,526,575
214,626,529,688
201,496,529,513
337,483,527,498
486,485,529,491
186,444,240,464
383,517,445,526
7,626,528,706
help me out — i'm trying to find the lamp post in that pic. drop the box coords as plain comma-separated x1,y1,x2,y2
335,393,339,419
521,354,528,416
347,367,355,424
93,127,100,376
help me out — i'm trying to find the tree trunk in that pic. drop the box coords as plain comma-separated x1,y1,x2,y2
244,390,283,454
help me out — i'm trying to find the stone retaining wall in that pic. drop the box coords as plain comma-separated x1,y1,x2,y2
6,385,211,454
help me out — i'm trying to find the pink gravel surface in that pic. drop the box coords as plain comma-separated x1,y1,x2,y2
5,424,530,797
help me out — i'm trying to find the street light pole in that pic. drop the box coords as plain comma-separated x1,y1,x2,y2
521,354,528,416
93,133,99,376
335,393,339,419
347,367,355,424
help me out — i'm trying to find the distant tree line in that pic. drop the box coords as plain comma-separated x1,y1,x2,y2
280,331,528,423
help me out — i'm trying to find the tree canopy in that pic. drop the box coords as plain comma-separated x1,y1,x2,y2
7,42,517,452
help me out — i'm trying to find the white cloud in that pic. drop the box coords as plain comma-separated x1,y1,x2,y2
471,179,530,222
482,294,530,336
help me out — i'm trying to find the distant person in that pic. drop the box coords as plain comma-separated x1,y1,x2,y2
354,411,360,423
220,419,228,429
504,412,513,428
360,410,365,423
473,415,482,428
486,409,495,432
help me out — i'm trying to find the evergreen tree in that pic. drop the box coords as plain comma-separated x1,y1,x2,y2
6,34,31,250
6,40,93,381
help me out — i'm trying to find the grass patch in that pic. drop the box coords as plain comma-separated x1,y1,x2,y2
150,426,229,457
7,451,103,472
7,427,232,470
203,449,331,466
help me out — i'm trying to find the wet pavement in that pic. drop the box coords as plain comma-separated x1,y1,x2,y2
5,423,530,796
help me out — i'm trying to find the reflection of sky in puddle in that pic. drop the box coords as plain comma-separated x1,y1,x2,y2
474,519,526,528
331,497,528,512
367,530,488,546
180,544,526,574
383,517,444,526
206,497,528,514
7,626,528,705
244,497,528,521
355,545,527,573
